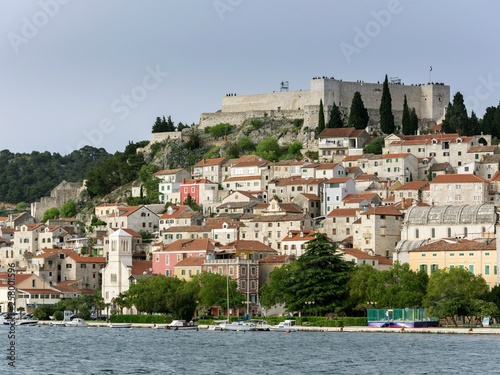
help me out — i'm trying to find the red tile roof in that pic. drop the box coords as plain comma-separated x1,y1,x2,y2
411,239,495,252
327,208,360,217
319,127,366,138
195,157,227,167
361,206,403,216
174,257,205,267
431,174,488,184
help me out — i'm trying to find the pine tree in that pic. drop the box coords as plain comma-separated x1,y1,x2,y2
379,75,395,134
166,115,176,132
401,95,411,135
152,117,163,133
348,92,369,129
327,102,344,128
316,99,325,136
410,108,419,135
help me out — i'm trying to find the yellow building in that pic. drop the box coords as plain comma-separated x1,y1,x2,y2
173,257,204,281
408,239,497,288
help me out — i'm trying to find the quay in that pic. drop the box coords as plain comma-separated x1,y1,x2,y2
35,321,500,334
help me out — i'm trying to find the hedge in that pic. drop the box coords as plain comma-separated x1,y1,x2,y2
109,315,172,324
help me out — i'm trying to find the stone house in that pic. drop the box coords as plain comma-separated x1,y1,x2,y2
323,177,356,213
104,205,160,234
192,157,227,185
426,174,489,206
154,168,191,204
353,205,403,258
321,208,360,243
318,127,369,162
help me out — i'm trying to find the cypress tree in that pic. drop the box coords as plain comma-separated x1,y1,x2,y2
401,95,411,135
327,102,344,128
441,102,454,133
379,75,395,134
348,92,369,129
410,108,419,135
316,99,325,136
152,117,163,133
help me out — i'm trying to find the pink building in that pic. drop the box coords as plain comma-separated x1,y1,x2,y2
152,238,216,276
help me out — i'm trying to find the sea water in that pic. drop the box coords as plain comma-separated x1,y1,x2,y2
2,325,500,374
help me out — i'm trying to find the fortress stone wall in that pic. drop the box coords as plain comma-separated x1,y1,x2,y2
200,78,450,132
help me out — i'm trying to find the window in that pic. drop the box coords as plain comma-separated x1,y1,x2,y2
66,264,72,269
485,265,490,275
430,264,438,274
165,270,170,276
469,264,475,274
241,266,246,275
420,264,428,273
181,270,186,276
415,229,419,239
431,228,435,238
111,273,117,282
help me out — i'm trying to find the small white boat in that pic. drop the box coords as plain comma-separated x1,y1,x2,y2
165,320,199,331
64,318,88,327
50,321,66,327
220,321,257,331
269,319,297,332
109,323,132,328
153,324,169,329
248,319,271,331
208,325,223,331
15,319,39,326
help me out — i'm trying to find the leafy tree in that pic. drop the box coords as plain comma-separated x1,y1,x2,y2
125,275,188,315
316,99,325,136
207,123,232,139
237,136,255,153
184,194,201,211
348,91,369,129
138,164,161,203
401,95,411,135
260,262,295,309
327,102,344,128
379,75,395,134
42,207,60,222
192,272,244,316
424,267,488,326
223,142,241,159
15,202,28,211
60,200,77,218
287,141,303,159
347,264,382,312
34,305,55,320
363,137,385,154
256,137,280,162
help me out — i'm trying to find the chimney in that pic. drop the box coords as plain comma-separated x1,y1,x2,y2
401,198,406,209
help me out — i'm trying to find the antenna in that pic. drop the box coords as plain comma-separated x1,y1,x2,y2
280,81,289,92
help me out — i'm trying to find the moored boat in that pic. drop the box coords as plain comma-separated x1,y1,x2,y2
64,318,88,327
220,321,257,331
269,319,297,332
166,320,198,331
248,319,271,331
109,323,132,328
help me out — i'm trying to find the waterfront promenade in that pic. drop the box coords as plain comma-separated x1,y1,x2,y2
35,321,500,334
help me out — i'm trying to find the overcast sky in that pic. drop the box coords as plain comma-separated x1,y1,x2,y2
1,0,499,155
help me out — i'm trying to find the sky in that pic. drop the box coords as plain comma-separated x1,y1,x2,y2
1,0,500,155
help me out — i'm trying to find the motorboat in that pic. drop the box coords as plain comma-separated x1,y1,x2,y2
15,319,39,326
248,319,271,331
64,318,88,327
50,321,66,327
269,319,297,332
220,321,257,331
152,323,169,329
109,323,132,328
166,320,198,331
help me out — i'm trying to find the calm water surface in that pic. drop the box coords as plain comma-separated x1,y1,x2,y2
2,325,500,374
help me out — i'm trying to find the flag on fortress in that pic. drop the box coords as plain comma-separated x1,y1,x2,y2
429,66,433,72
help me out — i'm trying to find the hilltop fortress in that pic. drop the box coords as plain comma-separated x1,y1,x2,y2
200,77,450,132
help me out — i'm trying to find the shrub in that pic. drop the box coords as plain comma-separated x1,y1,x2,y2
109,314,172,324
